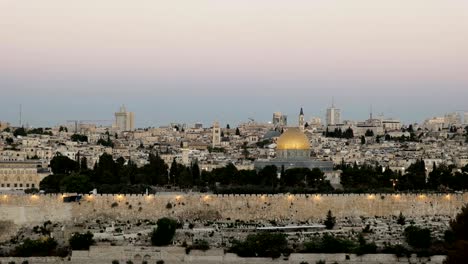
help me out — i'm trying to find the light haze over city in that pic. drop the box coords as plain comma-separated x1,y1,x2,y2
1,0,468,127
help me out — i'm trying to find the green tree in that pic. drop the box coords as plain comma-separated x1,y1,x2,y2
365,129,374,137
230,232,288,259
71,134,88,142
445,205,468,264
13,237,58,257
13,127,27,137
235,127,241,136
5,137,13,145
169,158,179,185
39,174,64,193
397,212,406,225
404,226,431,249
303,234,356,253
50,154,79,174
69,231,94,250
324,210,336,230
151,218,178,246
80,156,88,171
60,173,92,193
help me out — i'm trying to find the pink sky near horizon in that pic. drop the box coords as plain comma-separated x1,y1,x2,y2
1,0,468,95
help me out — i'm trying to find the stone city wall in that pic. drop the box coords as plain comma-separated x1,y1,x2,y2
0,193,467,225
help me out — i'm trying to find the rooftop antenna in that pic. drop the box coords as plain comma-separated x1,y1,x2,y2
370,105,373,120
331,97,335,108
19,104,22,127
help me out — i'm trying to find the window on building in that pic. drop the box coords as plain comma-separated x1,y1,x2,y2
14,183,17,187
26,183,29,187
7,184,10,187
32,184,35,188
19,184,23,187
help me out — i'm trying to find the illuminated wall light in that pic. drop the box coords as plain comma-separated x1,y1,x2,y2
313,195,321,201
30,194,39,200
175,195,182,201
203,195,210,202
287,195,294,201
445,194,451,200
419,194,426,199
260,195,266,200
367,194,375,200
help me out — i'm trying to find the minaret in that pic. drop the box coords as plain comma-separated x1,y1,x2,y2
299,107,305,131
212,121,221,148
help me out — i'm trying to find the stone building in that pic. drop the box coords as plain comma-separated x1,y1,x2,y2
0,161,49,190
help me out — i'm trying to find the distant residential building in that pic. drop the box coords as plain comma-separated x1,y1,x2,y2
423,116,445,131
326,103,341,126
272,112,287,127
381,119,402,131
0,121,9,131
464,112,468,125
114,105,135,131
444,112,462,127
308,117,322,129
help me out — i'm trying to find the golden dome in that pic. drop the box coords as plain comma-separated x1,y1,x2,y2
276,128,310,150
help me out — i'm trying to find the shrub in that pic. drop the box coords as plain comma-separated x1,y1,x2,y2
404,226,432,249
13,237,58,257
189,240,210,252
69,231,95,250
112,261,120,264
354,234,377,255
111,202,118,208
303,234,356,253
151,218,178,246
229,232,288,259
382,244,410,258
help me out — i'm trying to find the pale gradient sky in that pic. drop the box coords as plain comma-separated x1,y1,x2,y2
1,0,467,127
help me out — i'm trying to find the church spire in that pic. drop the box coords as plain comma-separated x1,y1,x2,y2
299,107,305,131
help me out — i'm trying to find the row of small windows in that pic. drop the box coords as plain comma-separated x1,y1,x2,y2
0,183,35,188
0,170,36,174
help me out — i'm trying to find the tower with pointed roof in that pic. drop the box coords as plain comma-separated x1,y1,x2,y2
299,107,305,131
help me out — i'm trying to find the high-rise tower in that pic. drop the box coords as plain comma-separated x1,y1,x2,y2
326,99,341,126
114,105,135,131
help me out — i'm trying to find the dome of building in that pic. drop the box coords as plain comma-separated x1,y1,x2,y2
276,127,310,150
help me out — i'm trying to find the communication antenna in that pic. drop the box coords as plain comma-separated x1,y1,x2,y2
19,104,22,127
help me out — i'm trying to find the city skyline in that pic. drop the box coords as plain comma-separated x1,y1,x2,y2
1,0,468,126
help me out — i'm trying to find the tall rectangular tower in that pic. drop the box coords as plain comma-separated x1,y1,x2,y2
114,105,135,131
326,107,341,126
